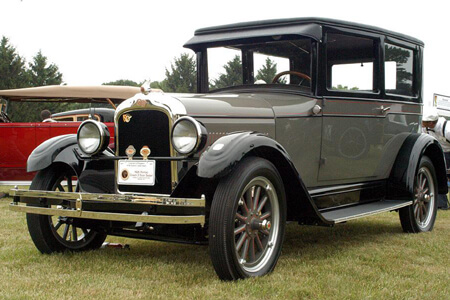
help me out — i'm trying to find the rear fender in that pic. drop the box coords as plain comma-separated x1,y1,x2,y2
388,133,447,198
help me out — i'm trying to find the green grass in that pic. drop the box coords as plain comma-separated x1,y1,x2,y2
0,186,449,300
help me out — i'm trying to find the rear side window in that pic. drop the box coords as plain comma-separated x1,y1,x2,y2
385,43,414,96
326,33,377,93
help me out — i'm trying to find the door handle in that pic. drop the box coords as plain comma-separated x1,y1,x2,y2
379,105,391,114
312,105,322,115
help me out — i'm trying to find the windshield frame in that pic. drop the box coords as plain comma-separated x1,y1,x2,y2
194,35,317,95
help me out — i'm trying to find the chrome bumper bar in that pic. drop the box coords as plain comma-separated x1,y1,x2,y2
9,188,206,226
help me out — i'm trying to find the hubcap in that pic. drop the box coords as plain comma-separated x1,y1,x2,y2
234,177,279,273
414,167,435,229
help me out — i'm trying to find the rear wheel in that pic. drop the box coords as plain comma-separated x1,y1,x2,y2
209,157,286,280
399,156,438,233
26,165,107,253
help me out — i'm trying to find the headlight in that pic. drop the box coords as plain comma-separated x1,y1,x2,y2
171,116,207,155
77,120,110,155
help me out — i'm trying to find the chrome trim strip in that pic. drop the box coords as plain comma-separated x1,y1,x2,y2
11,188,206,207
9,203,205,225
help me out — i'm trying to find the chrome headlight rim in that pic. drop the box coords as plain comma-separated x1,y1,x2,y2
171,116,207,156
77,119,110,156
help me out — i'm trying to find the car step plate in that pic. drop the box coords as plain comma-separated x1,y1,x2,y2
321,200,413,223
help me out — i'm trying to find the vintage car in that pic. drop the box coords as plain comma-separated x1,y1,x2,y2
9,18,447,281
0,85,139,184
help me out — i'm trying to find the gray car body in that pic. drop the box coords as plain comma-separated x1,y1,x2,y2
26,18,447,226
174,91,420,187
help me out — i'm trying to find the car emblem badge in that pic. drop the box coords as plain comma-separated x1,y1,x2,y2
140,146,151,160
125,145,136,160
123,114,132,123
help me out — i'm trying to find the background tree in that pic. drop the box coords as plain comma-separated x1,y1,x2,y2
211,55,242,89
102,79,140,86
1,42,67,122
385,45,413,92
0,36,29,89
333,84,359,91
161,53,196,93
27,50,63,86
255,57,284,84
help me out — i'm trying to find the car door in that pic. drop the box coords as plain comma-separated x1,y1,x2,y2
317,31,386,183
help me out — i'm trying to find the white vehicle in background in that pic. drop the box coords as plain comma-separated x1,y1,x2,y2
434,93,450,119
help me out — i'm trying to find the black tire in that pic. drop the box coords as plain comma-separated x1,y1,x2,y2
399,156,438,233
26,164,107,253
209,157,286,280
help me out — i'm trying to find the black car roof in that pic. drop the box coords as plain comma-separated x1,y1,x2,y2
184,17,424,49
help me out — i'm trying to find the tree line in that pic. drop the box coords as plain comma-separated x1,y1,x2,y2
1,36,281,121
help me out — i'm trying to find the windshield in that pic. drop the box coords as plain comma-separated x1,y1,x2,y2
207,36,312,92
5,101,111,122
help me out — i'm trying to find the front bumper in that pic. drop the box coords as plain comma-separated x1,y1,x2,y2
9,188,206,226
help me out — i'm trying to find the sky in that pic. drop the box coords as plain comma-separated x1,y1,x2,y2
0,0,447,106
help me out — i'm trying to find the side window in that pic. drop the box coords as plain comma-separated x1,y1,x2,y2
53,116,75,122
208,48,242,90
326,33,377,92
385,43,414,96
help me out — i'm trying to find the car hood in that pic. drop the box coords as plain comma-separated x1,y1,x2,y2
169,92,275,119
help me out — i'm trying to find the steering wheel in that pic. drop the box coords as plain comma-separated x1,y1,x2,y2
272,71,311,84
0,111,11,123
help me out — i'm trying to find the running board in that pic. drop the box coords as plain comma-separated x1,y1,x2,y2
321,200,413,224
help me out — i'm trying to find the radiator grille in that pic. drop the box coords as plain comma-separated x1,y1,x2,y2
117,110,172,194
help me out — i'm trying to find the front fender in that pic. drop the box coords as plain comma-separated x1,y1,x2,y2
388,133,447,198
197,132,288,179
27,134,82,175
197,131,331,225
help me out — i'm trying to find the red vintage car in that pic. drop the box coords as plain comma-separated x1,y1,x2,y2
0,85,140,184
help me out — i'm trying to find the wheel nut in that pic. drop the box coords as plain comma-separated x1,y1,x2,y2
261,220,271,230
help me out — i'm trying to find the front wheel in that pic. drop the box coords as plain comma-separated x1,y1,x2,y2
26,164,107,253
209,157,286,280
399,156,438,233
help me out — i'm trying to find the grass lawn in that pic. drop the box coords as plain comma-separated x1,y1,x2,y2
0,186,449,299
